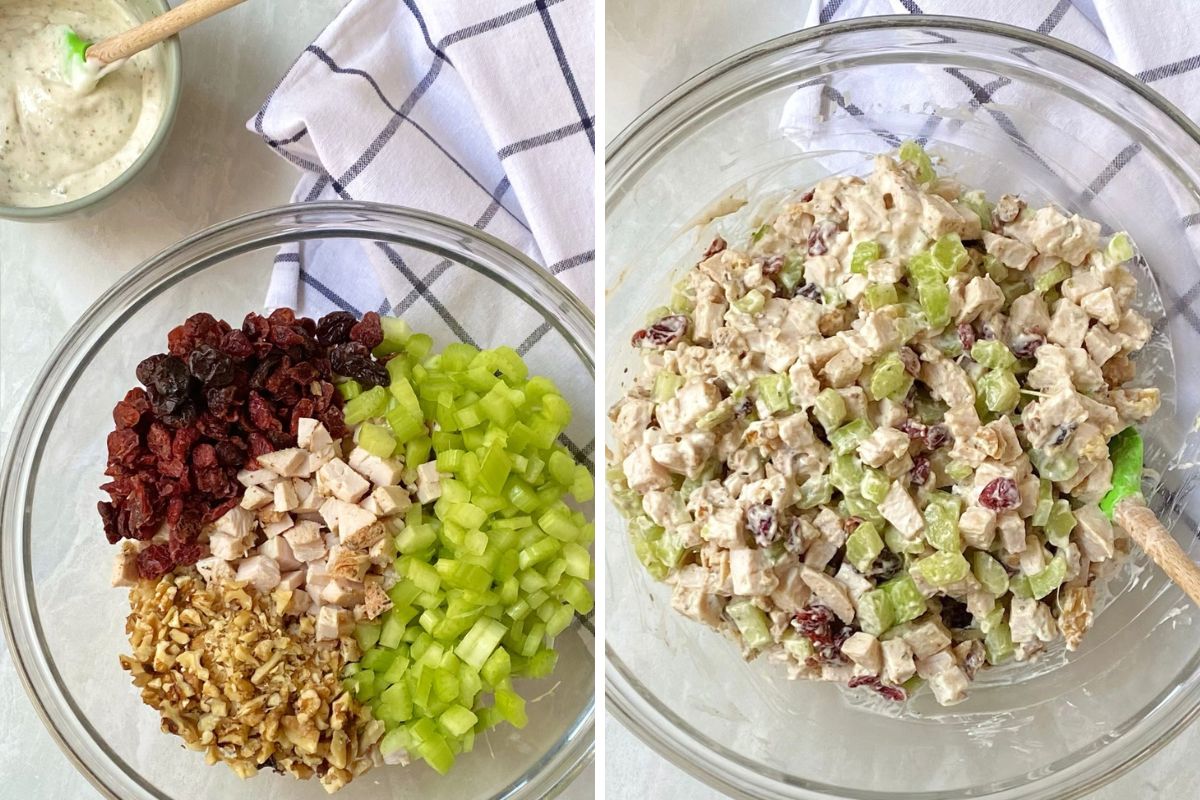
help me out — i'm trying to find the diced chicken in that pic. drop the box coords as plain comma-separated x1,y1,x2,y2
1084,325,1122,366
920,357,974,407
729,549,779,596
920,191,982,240
316,606,352,641
702,509,745,548
981,231,1035,270
257,448,311,477
996,512,1026,554
841,632,882,675
671,584,726,627
857,427,911,468
927,662,970,706
278,570,305,591
359,581,394,621
341,513,384,550
1047,299,1090,349
195,555,236,586
284,520,327,563
373,485,412,516
208,531,249,561
820,349,862,388
111,542,140,587
800,566,855,624
1021,386,1087,450
240,485,273,511
214,505,254,539
416,460,445,503
879,482,923,538
280,587,312,617
273,480,299,513
317,458,371,503
959,507,996,549
902,619,952,660
803,539,839,571
321,576,366,607
260,511,294,539
881,638,916,685
348,447,404,487
1010,597,1058,643
235,555,282,593
769,566,812,614
327,545,371,582
958,276,1005,323
297,418,334,452
293,479,323,513
367,535,394,567
1006,206,1099,266
692,300,727,344
237,468,281,489
1073,504,1114,562
650,432,716,478
1079,287,1122,327
260,536,301,572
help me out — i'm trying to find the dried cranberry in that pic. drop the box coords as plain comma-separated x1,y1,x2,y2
799,189,815,203
761,255,784,277
898,418,927,440
807,220,839,256
923,424,951,451
220,329,254,361
745,503,778,547
188,344,235,387
795,282,823,303
1011,332,1044,359
848,676,906,702
98,501,120,544
842,516,863,534
350,311,385,349
957,323,977,352
631,315,688,349
734,397,755,419
136,544,175,580
329,342,390,388
910,454,931,487
148,356,192,397
701,237,727,259
135,354,168,387
979,477,1020,511
898,347,920,377
795,605,853,662
941,598,973,629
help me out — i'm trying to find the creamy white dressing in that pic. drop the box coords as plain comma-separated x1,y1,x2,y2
0,0,165,207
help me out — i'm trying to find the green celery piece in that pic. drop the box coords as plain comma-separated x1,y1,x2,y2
898,140,936,183
970,551,1010,596
931,234,969,276
358,422,398,458
985,621,1015,664
1008,574,1033,599
860,467,890,504
1034,261,1071,294
1106,232,1134,265
1101,426,1143,520
755,373,791,414
726,599,773,650
813,388,846,431
797,474,833,510
977,369,1020,414
830,453,864,494
864,283,899,310
344,385,389,425
654,371,684,403
857,589,895,636
1030,448,1080,483
922,492,961,551
846,521,884,571
882,574,927,624
869,351,914,401
971,340,1017,370
1032,479,1053,527
913,550,970,586
779,251,805,293
916,276,951,329
734,289,766,315
961,190,993,231
851,241,882,274
1029,553,1068,599
829,418,873,456
884,525,925,555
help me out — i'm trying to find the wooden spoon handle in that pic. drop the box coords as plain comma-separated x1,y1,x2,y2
88,0,249,64
1115,496,1200,607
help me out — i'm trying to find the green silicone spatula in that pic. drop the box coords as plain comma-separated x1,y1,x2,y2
62,0,248,91
1102,427,1200,607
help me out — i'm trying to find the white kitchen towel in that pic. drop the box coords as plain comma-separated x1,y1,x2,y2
248,0,595,321
803,0,1200,519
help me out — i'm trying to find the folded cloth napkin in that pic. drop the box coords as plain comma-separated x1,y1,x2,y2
248,0,595,323
798,1,1200,506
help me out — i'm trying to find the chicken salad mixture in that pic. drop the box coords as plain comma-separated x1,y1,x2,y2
103,309,593,790
608,146,1160,706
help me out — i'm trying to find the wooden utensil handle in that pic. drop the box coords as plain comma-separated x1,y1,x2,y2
1115,496,1200,607
88,0,249,64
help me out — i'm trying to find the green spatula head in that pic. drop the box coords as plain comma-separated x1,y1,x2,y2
64,28,91,65
1101,426,1144,520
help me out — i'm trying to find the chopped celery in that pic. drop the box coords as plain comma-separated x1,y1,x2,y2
1029,553,1068,599
882,574,927,624
916,276,951,329
796,474,833,510
912,550,971,586
985,621,1015,664
358,422,398,458
1032,478,1053,527
1106,232,1134,265
983,254,1008,284
830,454,864,494
962,190,993,231
779,251,805,293
860,467,890,504
863,283,899,310
344,386,389,426
726,599,772,650
813,388,846,431
829,418,873,456
1031,449,1079,483
846,521,884,571
923,492,961,551
755,373,791,415
971,551,1010,596
851,241,882,274
884,525,925,555
654,371,684,403
697,399,735,431
898,140,936,183
971,340,1016,370
733,289,766,315
931,234,969,276
1044,500,1076,547
751,223,770,242
977,368,1020,414
857,589,896,636
1008,574,1033,599
869,351,914,402
1034,261,1071,294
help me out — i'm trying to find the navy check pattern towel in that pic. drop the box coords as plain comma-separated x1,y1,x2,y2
807,0,1200,524
248,0,595,320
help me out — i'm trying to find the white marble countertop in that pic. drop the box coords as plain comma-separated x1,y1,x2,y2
0,2,591,798
604,1,1198,798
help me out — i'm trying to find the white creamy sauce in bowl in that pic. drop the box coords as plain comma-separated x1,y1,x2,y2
0,0,165,208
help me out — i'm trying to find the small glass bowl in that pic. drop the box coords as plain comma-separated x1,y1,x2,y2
606,16,1200,800
0,0,181,221
0,203,594,799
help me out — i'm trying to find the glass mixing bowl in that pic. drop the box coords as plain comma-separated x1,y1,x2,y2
605,16,1200,800
0,203,594,799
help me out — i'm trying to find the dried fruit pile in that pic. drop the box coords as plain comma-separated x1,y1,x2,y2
98,310,392,579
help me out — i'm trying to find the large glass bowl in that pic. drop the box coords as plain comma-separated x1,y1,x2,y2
0,203,594,799
606,16,1200,800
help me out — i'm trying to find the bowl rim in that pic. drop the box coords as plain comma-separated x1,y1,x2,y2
0,0,183,221
605,13,1200,800
0,201,595,799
